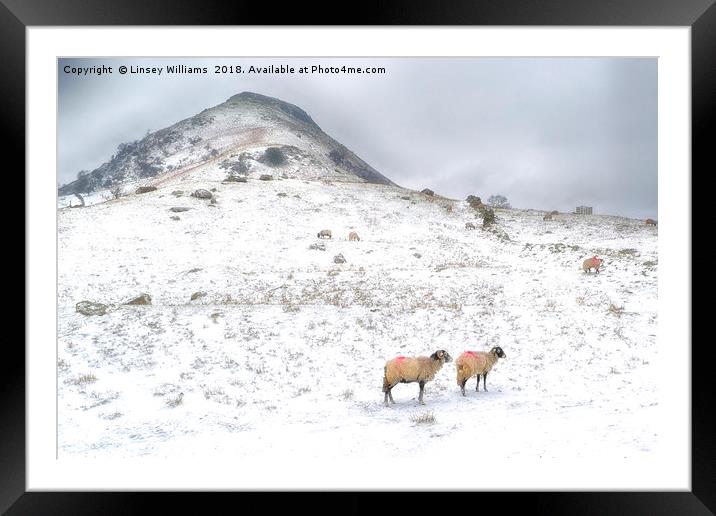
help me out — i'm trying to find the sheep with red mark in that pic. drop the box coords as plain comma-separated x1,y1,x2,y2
382,350,452,406
455,347,506,396
582,256,604,273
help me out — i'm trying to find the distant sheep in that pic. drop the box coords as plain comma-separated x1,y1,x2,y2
582,256,604,273
465,222,476,230
645,218,657,226
317,229,332,239
383,350,453,406
543,213,553,221
455,347,506,395
348,231,360,241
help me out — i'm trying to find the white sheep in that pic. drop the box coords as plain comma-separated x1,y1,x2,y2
582,256,603,273
455,346,506,395
382,350,452,406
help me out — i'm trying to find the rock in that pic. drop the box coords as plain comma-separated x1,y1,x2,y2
170,216,180,221
421,188,434,196
169,207,191,212
400,196,410,200
191,189,213,199
171,190,183,197
309,242,326,251
75,301,107,316
465,222,476,230
277,192,288,197
259,174,274,181
333,253,346,264
124,293,152,305
210,198,217,205
550,210,559,215
413,253,422,259
223,175,247,183
136,186,157,194
210,188,217,192
190,291,206,301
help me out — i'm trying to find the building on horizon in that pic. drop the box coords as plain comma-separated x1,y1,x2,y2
575,205,593,215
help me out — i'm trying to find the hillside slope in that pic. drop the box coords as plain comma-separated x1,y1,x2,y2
57,173,659,472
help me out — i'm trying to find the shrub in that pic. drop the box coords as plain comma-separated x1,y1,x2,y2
264,147,286,166
410,411,436,425
480,206,496,226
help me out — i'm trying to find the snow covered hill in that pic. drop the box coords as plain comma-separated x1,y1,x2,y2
57,166,659,467
58,91,394,199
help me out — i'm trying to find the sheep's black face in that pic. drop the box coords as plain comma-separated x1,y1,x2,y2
432,350,453,363
492,346,506,358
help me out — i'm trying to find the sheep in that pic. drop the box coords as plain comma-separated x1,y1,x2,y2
543,213,553,221
317,229,332,239
382,350,452,406
455,346,506,396
582,255,604,273
348,231,360,241
645,218,657,226
465,222,476,230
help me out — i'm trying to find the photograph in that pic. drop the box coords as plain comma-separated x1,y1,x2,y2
56,56,660,464
6,6,709,510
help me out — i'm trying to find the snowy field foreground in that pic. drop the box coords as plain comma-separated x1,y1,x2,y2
57,174,659,465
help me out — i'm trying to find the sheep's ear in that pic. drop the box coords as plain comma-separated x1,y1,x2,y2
437,350,444,358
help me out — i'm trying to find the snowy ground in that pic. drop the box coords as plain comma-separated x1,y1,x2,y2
57,171,658,464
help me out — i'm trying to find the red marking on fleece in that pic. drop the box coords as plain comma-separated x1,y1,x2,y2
465,351,477,356
395,356,407,362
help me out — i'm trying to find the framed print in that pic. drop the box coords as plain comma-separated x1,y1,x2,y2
6,0,714,513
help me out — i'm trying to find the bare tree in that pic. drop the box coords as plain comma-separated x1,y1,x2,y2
487,195,511,209
71,192,85,208
109,185,125,199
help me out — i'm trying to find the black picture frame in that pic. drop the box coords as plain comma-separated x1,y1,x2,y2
6,1,712,514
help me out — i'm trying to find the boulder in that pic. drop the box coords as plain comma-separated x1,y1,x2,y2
136,186,157,194
191,189,213,199
124,293,152,305
75,301,108,316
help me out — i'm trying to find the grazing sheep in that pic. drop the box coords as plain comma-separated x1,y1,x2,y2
317,229,332,239
455,347,506,395
383,350,453,406
645,218,657,226
582,256,604,273
348,231,360,241
543,213,553,221
465,222,476,230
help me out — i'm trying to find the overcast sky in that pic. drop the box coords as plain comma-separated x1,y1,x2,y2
59,57,656,218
